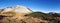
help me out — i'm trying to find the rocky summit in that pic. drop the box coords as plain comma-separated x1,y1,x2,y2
1,5,32,14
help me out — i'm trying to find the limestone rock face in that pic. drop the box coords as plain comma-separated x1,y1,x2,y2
1,5,32,14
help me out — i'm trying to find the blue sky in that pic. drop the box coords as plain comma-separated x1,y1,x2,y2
0,0,60,13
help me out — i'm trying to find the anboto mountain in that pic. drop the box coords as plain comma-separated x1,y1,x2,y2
0,5,49,23
1,5,32,14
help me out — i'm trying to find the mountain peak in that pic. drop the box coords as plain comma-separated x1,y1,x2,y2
1,5,32,14
15,5,22,8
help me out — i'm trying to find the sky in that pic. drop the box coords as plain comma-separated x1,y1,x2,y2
0,0,60,13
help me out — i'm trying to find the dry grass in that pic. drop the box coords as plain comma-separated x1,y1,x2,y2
0,12,50,23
